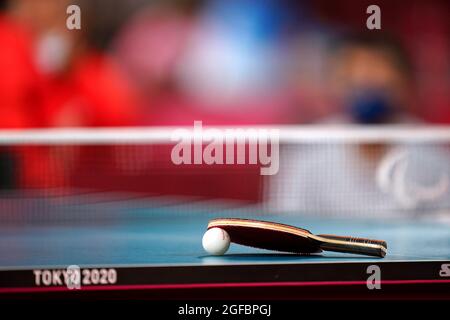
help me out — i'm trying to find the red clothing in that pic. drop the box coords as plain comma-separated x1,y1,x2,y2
41,54,140,128
0,13,139,129
0,15,41,128
0,15,140,190
20,54,140,189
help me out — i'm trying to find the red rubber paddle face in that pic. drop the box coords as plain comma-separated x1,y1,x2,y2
208,218,322,254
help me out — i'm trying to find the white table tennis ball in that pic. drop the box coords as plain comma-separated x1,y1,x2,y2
202,228,230,255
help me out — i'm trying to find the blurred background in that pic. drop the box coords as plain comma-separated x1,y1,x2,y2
0,0,449,216
0,0,448,128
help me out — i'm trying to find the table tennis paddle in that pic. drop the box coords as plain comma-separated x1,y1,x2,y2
208,218,387,258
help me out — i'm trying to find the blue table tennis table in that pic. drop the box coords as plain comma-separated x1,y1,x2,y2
1,197,450,299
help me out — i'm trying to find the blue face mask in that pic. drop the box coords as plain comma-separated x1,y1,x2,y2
347,89,395,124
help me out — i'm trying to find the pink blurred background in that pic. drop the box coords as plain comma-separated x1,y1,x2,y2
0,0,449,207
0,0,448,129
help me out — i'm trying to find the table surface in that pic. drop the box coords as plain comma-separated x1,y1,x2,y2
2,209,450,268
1,198,450,297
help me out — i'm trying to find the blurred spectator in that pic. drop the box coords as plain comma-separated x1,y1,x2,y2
268,31,450,217
3,0,140,128
0,2,40,128
326,33,416,124
0,0,142,191
312,0,449,124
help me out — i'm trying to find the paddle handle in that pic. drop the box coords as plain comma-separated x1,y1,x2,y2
318,235,387,257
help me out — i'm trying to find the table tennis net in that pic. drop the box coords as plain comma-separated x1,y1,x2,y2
0,127,449,221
